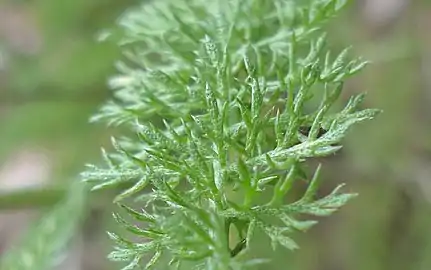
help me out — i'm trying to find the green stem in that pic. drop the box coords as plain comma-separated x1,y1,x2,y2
0,185,66,210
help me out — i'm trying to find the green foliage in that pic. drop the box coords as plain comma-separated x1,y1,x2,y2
0,182,87,270
82,0,380,269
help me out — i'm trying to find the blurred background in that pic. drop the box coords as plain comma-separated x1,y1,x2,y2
0,0,431,269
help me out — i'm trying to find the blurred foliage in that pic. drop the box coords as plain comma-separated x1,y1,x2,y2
0,0,138,166
0,1,136,269
0,182,86,270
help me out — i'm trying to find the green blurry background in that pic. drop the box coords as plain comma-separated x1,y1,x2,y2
1,0,431,269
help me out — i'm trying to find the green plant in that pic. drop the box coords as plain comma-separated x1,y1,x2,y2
81,0,380,269
0,182,86,270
